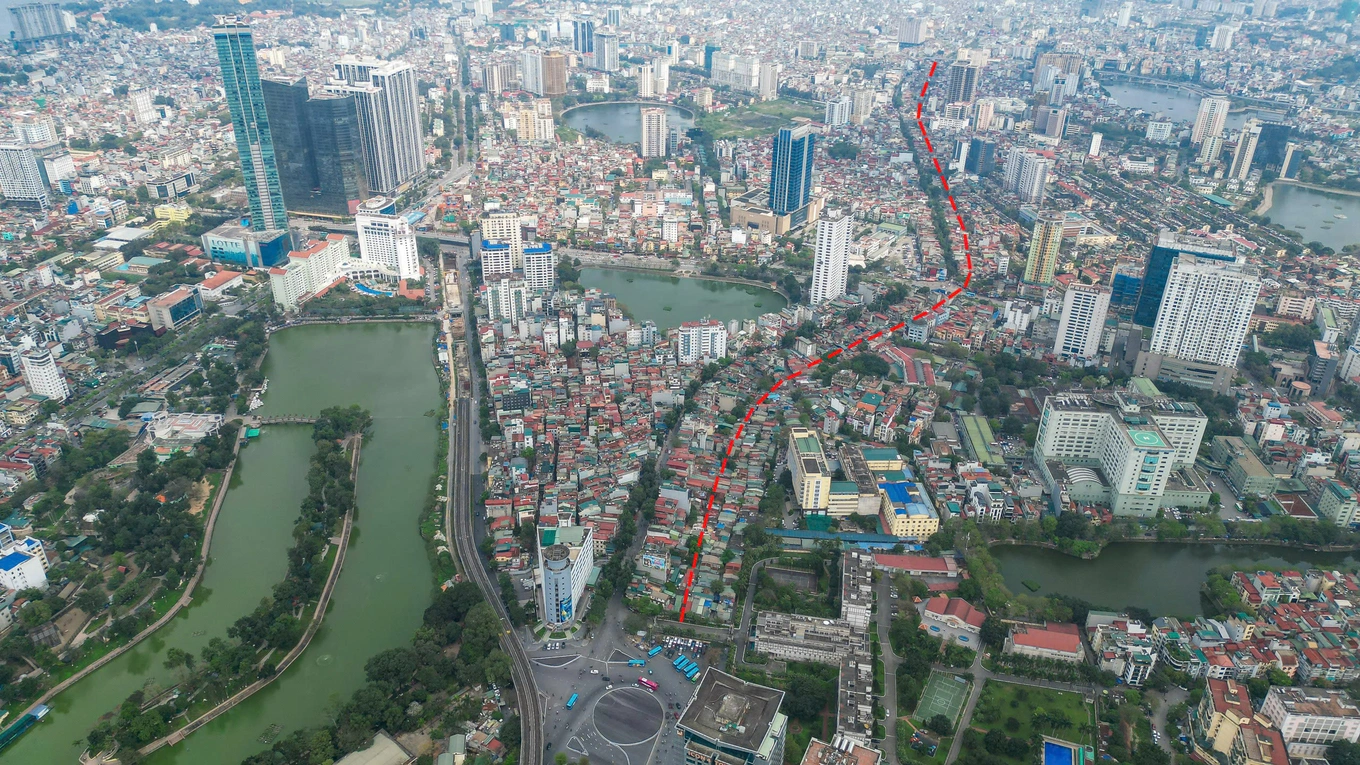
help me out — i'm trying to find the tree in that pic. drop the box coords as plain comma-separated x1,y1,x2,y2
980,615,1007,649
925,714,954,735
1328,741,1360,765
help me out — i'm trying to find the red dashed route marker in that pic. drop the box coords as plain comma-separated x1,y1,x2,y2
678,60,969,621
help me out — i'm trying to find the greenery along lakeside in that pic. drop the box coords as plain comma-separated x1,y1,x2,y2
0,425,236,720
85,407,372,757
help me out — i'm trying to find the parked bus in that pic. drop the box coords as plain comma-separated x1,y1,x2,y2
638,677,659,691
648,646,664,657
686,667,700,681
676,659,691,673
628,659,646,667
672,657,686,669
566,693,579,710
679,659,696,674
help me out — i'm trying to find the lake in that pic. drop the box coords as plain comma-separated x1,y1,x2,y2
993,542,1360,617
1102,82,1280,132
561,102,694,144
1264,183,1360,252
579,267,786,331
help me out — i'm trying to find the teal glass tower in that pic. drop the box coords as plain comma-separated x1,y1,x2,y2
769,125,815,220
213,16,287,232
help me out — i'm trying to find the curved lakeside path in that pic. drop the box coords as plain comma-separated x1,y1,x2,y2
137,434,362,757
14,429,245,723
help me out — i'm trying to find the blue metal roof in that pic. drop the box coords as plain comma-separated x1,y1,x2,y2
0,551,29,571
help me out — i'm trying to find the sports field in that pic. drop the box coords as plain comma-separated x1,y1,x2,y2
915,671,970,724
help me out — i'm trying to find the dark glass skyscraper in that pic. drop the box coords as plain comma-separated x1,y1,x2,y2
1254,121,1291,170
213,17,287,232
1132,229,1237,327
966,137,995,176
262,76,369,217
769,125,815,219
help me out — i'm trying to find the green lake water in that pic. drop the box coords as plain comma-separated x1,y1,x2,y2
8,323,440,764
579,268,786,331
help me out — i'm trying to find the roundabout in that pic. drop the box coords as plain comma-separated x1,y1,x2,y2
592,686,664,747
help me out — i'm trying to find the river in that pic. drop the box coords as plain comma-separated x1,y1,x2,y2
993,542,1360,617
1263,183,1360,252
9,323,440,764
561,102,694,144
579,267,786,331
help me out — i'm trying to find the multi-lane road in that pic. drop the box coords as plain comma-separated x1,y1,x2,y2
442,249,544,765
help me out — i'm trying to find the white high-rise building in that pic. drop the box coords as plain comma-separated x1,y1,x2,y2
481,212,522,278
129,87,156,124
824,97,852,126
677,320,727,364
355,198,421,281
1259,686,1360,759
12,112,57,147
21,347,69,402
1229,119,1262,182
522,242,555,293
898,18,932,44
810,210,851,306
1003,149,1051,204
639,107,668,158
0,144,49,211
1150,254,1261,368
1210,24,1235,50
520,49,544,96
486,274,529,326
1197,134,1226,165
0,522,47,591
636,64,654,98
595,30,620,72
326,57,425,194
472,0,493,18
1088,132,1103,158
1054,284,1111,360
1191,95,1230,145
653,60,670,94
539,524,594,625
1117,2,1132,25
269,234,350,311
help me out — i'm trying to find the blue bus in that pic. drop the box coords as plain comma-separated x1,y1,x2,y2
676,659,690,673
679,659,696,674
628,659,646,667
672,657,686,669
566,693,579,710
686,667,700,681
648,646,664,657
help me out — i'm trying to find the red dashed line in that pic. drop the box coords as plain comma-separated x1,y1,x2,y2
679,60,971,620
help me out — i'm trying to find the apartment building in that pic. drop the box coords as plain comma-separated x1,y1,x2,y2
1259,686,1360,758
788,427,831,511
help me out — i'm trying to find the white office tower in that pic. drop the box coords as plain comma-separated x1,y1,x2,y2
481,212,522,278
1191,95,1230,145
538,525,593,625
1229,119,1262,182
653,60,670,94
639,107,668,158
636,63,654,98
1117,2,1132,25
758,62,779,100
595,30,620,72
12,112,57,147
1197,134,1225,165
898,18,932,44
0,145,50,211
522,243,555,293
1150,255,1261,368
129,87,156,124
677,320,727,364
1054,284,1111,361
1211,24,1235,50
355,198,421,281
852,88,874,123
945,61,978,104
810,210,852,306
1088,132,1103,158
824,97,852,126
486,274,529,327
472,0,493,18
1003,150,1051,204
327,57,425,194
21,347,69,402
520,49,544,96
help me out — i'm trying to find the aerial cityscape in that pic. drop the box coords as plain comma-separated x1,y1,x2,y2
0,0,1359,764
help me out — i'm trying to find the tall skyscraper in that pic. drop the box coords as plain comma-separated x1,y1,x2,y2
10,112,56,147
851,87,875,124
639,107,668,158
262,76,369,216
1191,95,1230,145
541,52,568,97
0,144,49,211
946,61,978,104
653,60,670,94
1149,255,1261,368
810,210,851,306
594,29,620,72
9,3,73,43
897,18,932,45
824,97,852,126
213,16,288,232
1023,213,1064,285
481,212,522,279
769,125,815,218
1054,284,1112,359
128,87,156,125
1003,149,1051,204
1253,121,1291,170
1229,119,1262,182
1133,229,1237,327
677,320,727,364
965,137,996,176
520,49,544,96
572,18,595,60
326,56,424,195
355,197,421,281
636,64,654,98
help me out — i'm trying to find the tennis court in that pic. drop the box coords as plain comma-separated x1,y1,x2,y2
915,671,970,724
